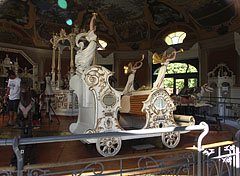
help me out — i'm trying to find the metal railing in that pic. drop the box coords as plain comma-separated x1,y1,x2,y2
0,122,239,176
200,96,240,119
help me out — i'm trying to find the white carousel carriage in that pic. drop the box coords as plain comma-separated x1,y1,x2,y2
67,13,195,157
69,65,195,157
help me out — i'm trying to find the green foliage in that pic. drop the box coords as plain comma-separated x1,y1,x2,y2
176,79,184,90
154,63,197,75
166,63,197,74
188,78,197,88
155,63,198,90
187,65,198,73
163,78,174,88
166,63,187,74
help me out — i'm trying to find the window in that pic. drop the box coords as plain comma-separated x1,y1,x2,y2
176,79,185,94
188,78,198,88
163,78,174,95
187,65,198,73
164,31,186,45
97,40,107,50
153,60,199,95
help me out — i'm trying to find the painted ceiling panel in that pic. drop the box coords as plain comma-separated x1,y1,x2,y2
0,0,29,25
189,0,235,26
31,0,81,24
0,0,237,50
79,0,146,22
148,2,184,27
197,6,235,26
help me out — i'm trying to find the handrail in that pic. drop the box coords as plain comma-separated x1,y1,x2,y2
197,96,240,122
201,96,240,100
0,123,208,146
0,122,209,176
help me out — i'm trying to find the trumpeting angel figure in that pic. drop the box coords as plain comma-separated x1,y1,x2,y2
122,55,144,95
152,48,183,90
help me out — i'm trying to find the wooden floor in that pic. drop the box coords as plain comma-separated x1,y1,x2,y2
0,113,237,172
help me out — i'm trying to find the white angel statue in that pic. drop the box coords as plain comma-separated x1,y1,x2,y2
75,13,105,74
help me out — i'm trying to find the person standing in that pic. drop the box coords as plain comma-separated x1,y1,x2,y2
4,70,21,126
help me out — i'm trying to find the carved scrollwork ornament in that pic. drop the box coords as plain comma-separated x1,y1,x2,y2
84,67,106,88
84,71,100,87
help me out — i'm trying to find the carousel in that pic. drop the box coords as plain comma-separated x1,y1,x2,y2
48,13,196,157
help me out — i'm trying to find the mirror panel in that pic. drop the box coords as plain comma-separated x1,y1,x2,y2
154,97,166,110
103,93,116,107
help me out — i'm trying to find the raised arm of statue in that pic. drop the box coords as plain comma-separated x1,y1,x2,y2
166,50,176,63
89,13,97,32
122,55,144,95
132,54,144,70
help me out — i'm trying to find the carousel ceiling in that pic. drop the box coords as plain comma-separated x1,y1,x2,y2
0,0,238,51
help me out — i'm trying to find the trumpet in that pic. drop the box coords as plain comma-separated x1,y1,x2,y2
133,54,144,69
153,48,183,64
124,54,145,74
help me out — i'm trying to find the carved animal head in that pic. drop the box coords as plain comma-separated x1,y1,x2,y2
201,83,214,93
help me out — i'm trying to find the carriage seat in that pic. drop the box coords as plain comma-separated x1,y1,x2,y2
120,90,150,116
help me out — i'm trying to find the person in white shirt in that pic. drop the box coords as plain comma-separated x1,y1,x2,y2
4,70,21,126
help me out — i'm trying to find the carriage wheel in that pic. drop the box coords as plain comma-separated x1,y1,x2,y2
161,131,180,149
96,137,122,157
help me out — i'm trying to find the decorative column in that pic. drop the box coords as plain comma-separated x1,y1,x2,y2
70,40,74,78
67,32,77,79
50,33,58,90
56,46,61,90
51,47,56,90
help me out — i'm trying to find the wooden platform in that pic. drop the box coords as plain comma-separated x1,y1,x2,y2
0,114,237,172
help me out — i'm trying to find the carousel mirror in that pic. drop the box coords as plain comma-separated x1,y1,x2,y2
154,97,167,110
102,93,116,107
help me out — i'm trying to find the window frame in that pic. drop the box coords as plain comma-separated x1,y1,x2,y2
152,58,199,95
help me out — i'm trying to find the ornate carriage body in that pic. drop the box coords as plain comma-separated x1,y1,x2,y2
69,65,195,157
